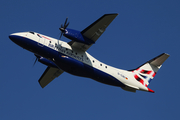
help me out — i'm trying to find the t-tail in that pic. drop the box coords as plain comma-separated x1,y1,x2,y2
130,53,170,93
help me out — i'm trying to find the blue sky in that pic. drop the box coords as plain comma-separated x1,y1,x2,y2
1,0,180,119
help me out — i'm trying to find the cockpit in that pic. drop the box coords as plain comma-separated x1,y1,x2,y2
28,31,42,38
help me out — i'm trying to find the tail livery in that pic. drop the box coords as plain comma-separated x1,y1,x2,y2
131,53,169,92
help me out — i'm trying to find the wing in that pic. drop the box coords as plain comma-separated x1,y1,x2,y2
69,13,118,51
38,67,64,88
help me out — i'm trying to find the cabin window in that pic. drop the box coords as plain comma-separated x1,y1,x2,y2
100,64,102,66
49,41,51,43
105,66,107,68
93,60,95,63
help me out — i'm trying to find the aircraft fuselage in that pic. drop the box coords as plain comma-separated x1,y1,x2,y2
10,31,167,93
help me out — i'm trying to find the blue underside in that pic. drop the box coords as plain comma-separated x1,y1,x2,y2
10,35,125,87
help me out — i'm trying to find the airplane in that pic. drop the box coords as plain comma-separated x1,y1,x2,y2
9,13,169,93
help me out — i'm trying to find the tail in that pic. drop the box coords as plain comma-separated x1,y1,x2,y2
130,53,169,91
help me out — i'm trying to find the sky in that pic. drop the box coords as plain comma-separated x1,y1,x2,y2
1,0,180,119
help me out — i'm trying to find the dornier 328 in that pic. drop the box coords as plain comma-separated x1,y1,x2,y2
9,13,169,93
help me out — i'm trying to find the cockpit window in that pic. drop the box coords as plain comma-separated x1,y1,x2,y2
29,31,35,34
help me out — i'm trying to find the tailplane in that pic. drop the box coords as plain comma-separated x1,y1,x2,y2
130,53,169,87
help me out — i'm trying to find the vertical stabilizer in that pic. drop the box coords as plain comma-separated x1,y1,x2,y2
131,53,169,87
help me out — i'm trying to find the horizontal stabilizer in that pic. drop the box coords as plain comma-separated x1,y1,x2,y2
122,83,139,93
38,67,64,88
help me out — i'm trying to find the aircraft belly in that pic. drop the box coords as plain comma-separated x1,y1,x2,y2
92,68,125,87
54,54,93,77
54,53,125,87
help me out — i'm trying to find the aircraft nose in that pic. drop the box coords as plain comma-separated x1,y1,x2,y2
9,34,15,41
9,33,25,46
9,34,16,43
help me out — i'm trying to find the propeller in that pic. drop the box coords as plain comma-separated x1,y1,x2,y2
59,17,69,40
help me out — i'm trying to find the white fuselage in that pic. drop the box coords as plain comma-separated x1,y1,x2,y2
9,32,150,92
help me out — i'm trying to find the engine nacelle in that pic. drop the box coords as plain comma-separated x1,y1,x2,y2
63,28,95,45
38,56,58,68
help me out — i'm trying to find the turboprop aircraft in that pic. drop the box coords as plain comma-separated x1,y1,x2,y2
9,13,169,93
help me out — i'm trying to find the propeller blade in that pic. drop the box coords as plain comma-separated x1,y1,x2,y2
59,32,63,40
61,23,63,28
58,17,70,40
64,22,69,29
64,17,68,26
33,57,38,66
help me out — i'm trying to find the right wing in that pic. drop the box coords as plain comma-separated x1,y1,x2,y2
38,67,64,88
69,13,118,51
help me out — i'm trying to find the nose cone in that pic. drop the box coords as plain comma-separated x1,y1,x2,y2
9,34,16,42
9,34,20,45
9,32,27,47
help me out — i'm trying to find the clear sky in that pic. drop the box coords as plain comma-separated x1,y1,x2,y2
1,0,180,120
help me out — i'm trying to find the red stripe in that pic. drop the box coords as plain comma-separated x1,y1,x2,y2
137,69,153,75
139,79,144,84
152,72,156,77
134,74,139,79
147,71,152,74
42,35,51,40
148,88,155,93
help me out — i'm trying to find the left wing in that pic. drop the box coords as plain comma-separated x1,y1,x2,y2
38,67,64,88
69,13,118,51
